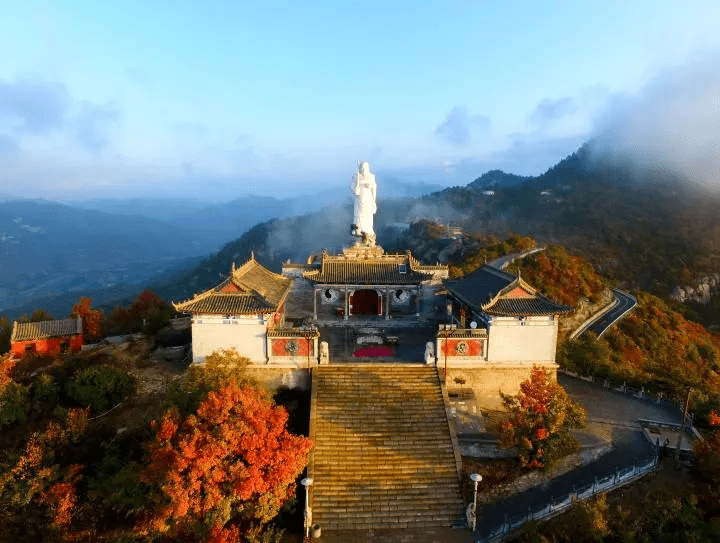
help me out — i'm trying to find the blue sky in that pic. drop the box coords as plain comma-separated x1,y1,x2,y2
1,1,719,201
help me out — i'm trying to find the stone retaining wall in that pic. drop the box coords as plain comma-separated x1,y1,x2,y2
443,363,558,410
243,366,312,391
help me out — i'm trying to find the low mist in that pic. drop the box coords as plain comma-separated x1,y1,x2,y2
590,52,720,189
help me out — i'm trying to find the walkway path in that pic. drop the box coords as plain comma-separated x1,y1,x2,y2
474,373,680,541
486,247,546,271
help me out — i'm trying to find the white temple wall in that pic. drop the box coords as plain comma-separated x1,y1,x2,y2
191,316,267,363
486,316,558,363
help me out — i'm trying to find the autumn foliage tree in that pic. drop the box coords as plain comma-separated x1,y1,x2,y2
695,410,720,485
71,297,103,341
514,245,607,306
104,290,174,336
499,367,586,469
0,354,27,429
0,408,88,539
138,380,312,542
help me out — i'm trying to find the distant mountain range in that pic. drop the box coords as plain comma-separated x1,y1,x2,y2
0,199,209,313
3,145,719,321
0,180,444,319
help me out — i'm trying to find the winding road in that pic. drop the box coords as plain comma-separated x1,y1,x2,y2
588,289,637,338
486,247,546,271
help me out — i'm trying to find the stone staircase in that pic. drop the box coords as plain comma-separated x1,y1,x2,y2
309,364,464,531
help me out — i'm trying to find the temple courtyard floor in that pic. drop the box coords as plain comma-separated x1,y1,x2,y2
317,321,434,363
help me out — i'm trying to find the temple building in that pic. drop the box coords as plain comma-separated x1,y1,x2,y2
174,256,299,363
11,317,83,358
444,265,572,365
283,246,447,324
175,162,573,406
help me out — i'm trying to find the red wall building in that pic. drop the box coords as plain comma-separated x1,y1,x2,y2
10,317,84,358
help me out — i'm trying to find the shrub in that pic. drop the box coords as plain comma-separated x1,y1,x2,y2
165,348,256,415
32,373,59,412
67,365,135,413
0,381,28,429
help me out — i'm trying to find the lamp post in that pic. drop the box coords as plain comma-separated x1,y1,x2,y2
443,327,452,382
301,477,313,539
469,473,482,531
303,327,316,372
675,386,692,464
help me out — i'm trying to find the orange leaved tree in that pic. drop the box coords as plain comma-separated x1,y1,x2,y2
137,380,312,541
0,408,88,538
499,366,586,469
71,297,103,341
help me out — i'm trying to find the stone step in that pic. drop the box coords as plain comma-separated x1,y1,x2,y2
309,365,463,531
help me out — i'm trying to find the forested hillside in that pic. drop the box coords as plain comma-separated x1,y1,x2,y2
433,145,720,295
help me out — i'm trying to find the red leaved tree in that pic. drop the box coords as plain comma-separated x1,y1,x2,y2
0,408,88,538
137,381,312,541
71,297,103,341
499,366,586,469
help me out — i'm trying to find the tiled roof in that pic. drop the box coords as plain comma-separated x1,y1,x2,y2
483,297,572,316
267,328,320,338
174,257,292,315
436,327,488,338
11,318,82,342
174,293,276,315
445,265,572,317
304,252,437,285
229,257,292,307
445,266,515,307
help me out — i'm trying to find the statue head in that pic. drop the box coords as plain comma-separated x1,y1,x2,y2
359,161,370,175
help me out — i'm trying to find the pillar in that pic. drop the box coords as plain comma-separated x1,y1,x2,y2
344,287,349,320
313,288,317,321
385,288,390,320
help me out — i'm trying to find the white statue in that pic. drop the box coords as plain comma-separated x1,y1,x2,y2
425,341,435,365
319,341,329,364
351,161,377,245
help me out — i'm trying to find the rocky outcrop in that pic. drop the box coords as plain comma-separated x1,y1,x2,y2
558,288,613,338
671,273,720,304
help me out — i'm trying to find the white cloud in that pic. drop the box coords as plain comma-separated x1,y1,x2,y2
590,52,720,186
434,106,490,146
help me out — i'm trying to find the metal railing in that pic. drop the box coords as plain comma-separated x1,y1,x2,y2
477,454,659,542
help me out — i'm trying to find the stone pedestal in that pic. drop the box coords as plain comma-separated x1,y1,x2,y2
342,242,385,259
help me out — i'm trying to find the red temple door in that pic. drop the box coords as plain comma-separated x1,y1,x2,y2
350,289,379,315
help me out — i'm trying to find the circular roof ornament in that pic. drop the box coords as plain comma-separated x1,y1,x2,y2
470,321,477,329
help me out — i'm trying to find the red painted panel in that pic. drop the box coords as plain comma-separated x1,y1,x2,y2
506,286,532,298
271,338,313,356
220,282,242,293
440,338,483,357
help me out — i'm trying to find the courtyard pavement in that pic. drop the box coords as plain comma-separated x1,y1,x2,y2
318,323,435,363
